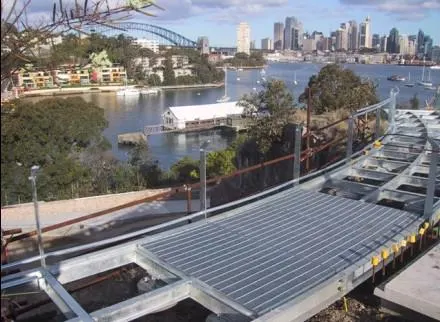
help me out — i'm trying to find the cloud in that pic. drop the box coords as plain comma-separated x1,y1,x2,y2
339,0,440,20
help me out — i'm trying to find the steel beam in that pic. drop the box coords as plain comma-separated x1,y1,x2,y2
41,269,93,321
68,280,190,322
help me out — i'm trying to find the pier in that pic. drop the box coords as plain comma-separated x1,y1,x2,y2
117,132,147,145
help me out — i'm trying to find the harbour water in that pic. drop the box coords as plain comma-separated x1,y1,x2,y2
43,63,440,169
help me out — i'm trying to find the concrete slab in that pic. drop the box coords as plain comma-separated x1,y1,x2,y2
374,242,440,321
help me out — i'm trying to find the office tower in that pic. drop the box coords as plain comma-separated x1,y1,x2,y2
284,17,303,50
417,29,425,55
399,35,409,55
424,35,433,59
237,22,251,55
273,22,284,50
359,16,372,48
261,38,273,50
250,40,256,50
387,28,399,53
372,34,380,49
380,35,388,52
348,20,358,51
336,23,348,51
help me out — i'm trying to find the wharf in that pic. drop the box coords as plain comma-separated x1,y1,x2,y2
117,132,146,145
374,241,440,321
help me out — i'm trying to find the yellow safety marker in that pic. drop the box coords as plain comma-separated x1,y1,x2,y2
400,239,407,262
373,140,382,149
371,255,379,283
343,296,348,313
381,249,389,276
391,244,399,269
419,227,426,250
423,222,430,230
408,234,416,256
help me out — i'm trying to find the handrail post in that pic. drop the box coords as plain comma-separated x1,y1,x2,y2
293,125,302,185
346,116,354,162
424,140,438,220
375,107,381,139
389,89,397,134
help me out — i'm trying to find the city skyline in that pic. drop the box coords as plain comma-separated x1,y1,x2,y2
22,0,439,47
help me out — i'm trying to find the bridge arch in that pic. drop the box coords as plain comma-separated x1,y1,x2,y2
90,22,197,48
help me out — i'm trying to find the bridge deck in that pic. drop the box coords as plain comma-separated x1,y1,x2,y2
142,188,421,315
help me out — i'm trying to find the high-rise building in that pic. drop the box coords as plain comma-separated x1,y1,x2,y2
284,17,296,50
197,36,209,55
387,28,399,54
432,46,440,63
424,35,433,59
380,35,388,52
336,24,348,51
273,22,284,50
236,22,251,55
408,39,416,56
284,17,302,50
399,34,409,55
348,20,358,51
359,16,372,48
261,38,273,50
417,29,425,55
250,40,256,50
302,39,316,52
372,34,380,50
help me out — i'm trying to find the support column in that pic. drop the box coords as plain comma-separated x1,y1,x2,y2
346,116,354,162
199,149,206,214
424,141,438,220
293,125,302,185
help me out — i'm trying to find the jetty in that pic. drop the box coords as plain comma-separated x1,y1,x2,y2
117,132,146,145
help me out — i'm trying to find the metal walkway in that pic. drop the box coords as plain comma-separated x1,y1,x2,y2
2,102,440,322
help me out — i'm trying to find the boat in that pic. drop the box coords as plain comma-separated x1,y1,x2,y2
237,68,243,72
140,87,160,95
417,57,433,87
116,77,140,96
216,67,230,103
293,71,298,85
430,65,440,70
404,72,415,87
387,75,406,82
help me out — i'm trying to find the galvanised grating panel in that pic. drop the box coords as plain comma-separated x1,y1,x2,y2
142,188,422,315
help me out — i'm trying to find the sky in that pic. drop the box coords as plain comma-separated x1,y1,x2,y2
19,0,440,47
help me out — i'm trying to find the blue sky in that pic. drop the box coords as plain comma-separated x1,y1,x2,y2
25,0,440,47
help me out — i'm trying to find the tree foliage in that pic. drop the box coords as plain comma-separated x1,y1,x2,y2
299,64,379,115
239,80,296,154
224,52,265,68
163,57,176,85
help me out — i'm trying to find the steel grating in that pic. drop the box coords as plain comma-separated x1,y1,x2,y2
142,188,422,315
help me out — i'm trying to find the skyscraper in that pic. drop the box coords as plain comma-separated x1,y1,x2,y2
359,16,372,48
424,35,433,59
399,35,409,55
261,38,273,50
380,35,388,52
417,29,425,55
348,20,358,51
336,25,348,51
372,34,380,49
273,22,284,50
284,17,296,50
236,22,251,55
387,28,399,54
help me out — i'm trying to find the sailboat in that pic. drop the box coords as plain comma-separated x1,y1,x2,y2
293,71,298,85
216,67,230,103
116,76,139,96
417,57,433,87
404,72,415,87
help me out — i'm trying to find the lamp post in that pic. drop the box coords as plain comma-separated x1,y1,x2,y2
199,140,210,219
29,165,46,268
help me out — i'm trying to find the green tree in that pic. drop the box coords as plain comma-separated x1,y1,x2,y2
170,157,199,183
163,58,176,85
1,97,108,204
239,80,296,154
206,149,236,178
147,74,162,86
299,64,379,114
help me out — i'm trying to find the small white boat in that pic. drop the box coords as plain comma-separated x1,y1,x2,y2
237,77,240,81
216,95,230,103
197,92,201,96
252,87,257,91
417,57,433,87
430,65,440,70
293,71,298,85
140,87,160,95
116,87,140,96
238,68,243,72
256,80,260,84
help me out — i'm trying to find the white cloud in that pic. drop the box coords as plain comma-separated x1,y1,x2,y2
339,0,440,20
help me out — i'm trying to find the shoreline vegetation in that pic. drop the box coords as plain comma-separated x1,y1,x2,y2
19,83,224,97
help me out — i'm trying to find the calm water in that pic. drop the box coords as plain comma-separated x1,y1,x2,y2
43,63,440,169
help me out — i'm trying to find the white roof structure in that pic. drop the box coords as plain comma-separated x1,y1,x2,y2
166,101,243,122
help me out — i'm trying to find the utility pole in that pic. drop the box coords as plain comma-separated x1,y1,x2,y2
29,165,46,268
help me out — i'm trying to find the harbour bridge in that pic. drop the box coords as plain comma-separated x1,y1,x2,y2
1,90,440,322
89,22,198,48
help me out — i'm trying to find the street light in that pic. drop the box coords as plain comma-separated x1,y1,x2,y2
29,165,46,267
199,140,210,218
